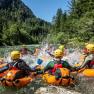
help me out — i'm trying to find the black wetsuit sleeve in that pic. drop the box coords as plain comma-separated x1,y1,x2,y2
17,61,34,72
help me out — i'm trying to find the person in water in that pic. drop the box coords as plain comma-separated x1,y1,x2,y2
20,45,34,57
77,44,94,69
36,49,74,79
0,58,4,64
45,44,65,58
0,51,34,80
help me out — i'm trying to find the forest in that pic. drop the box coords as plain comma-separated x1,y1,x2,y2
0,0,94,46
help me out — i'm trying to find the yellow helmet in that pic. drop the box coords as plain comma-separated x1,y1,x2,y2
10,51,20,60
54,49,63,58
85,44,94,53
58,45,64,51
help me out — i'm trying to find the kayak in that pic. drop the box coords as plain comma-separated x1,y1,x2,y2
1,69,33,88
0,63,8,78
71,68,94,77
42,68,75,86
82,69,94,77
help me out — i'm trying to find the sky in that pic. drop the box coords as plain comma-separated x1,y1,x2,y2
21,0,70,22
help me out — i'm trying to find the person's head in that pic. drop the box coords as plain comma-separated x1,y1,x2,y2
10,51,20,61
20,48,28,55
84,44,94,54
53,49,63,59
0,58,4,64
58,45,64,51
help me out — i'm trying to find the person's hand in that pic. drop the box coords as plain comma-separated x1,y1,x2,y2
71,67,80,71
32,72,37,77
75,67,81,71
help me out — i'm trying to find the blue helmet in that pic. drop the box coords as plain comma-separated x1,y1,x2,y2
37,59,43,65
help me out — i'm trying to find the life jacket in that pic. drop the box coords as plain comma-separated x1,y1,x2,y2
51,63,63,74
9,62,18,70
90,60,94,65
59,68,70,77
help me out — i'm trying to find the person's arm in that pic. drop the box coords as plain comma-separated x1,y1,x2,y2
62,61,76,71
18,61,35,72
79,55,93,69
45,50,54,58
0,64,9,73
36,61,54,74
62,61,71,69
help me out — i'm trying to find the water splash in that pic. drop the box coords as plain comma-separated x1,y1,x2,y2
37,43,54,67
62,49,81,66
1,45,94,94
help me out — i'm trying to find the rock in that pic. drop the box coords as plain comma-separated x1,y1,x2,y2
35,86,81,94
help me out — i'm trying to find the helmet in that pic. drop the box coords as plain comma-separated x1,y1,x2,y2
58,45,64,51
85,44,94,53
10,51,20,60
22,44,27,48
54,49,63,58
37,59,43,65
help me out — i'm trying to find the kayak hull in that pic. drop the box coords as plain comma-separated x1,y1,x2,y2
1,69,32,88
82,69,94,77
42,73,74,86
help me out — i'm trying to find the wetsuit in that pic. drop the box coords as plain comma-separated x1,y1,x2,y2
0,59,33,80
45,50,54,57
79,54,94,69
36,59,74,79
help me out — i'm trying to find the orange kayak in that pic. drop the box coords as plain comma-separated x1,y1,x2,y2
0,63,8,78
1,69,33,88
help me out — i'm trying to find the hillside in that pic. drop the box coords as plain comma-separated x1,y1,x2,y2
49,0,94,46
0,0,50,45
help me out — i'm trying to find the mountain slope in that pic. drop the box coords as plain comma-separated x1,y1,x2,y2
0,0,50,45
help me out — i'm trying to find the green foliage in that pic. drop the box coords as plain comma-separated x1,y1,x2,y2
49,0,94,46
0,0,50,46
1,0,94,46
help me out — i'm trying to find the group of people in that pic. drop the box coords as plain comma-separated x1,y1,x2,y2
0,43,94,81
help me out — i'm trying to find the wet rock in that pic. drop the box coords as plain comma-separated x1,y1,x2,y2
35,86,81,94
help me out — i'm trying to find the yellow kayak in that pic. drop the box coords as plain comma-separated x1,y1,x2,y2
82,69,94,77
42,68,75,86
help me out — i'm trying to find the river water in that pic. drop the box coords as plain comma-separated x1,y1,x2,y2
1,77,94,94
0,45,94,94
